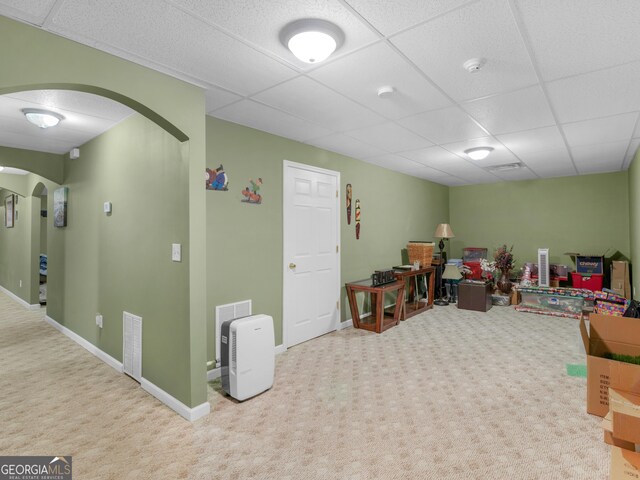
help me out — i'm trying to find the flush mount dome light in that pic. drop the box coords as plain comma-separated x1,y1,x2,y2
464,146,494,160
280,19,344,64
22,108,64,129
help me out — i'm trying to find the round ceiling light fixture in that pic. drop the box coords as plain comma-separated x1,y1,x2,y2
464,146,494,160
22,108,64,129
280,19,344,64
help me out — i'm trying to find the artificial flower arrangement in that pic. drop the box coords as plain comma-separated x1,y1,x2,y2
494,244,515,272
480,258,496,282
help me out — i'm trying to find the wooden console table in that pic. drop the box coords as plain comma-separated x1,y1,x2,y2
394,266,435,319
345,279,405,333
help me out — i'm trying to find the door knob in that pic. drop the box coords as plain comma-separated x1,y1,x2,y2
289,263,296,269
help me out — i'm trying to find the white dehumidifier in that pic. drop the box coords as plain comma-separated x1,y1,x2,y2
220,314,275,401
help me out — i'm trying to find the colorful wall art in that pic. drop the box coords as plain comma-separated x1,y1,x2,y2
355,199,361,239
241,178,263,204
206,164,229,191
346,183,352,224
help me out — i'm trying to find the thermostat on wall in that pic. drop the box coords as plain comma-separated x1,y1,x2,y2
104,202,112,214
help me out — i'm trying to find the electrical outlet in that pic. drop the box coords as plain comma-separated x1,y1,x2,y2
96,314,103,328
19,280,22,288
172,243,181,262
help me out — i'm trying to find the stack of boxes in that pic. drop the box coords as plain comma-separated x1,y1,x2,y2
582,312,640,478
572,255,605,291
594,291,631,316
462,247,487,280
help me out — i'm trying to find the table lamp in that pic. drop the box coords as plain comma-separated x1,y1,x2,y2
434,223,455,306
442,263,463,304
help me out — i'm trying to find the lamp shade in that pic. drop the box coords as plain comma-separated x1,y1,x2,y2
442,264,462,280
434,223,455,239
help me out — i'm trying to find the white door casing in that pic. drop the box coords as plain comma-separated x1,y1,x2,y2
283,161,340,348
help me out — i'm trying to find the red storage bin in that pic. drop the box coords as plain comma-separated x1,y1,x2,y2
464,261,483,280
571,272,603,291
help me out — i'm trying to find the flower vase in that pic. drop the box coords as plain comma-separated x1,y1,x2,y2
497,269,512,295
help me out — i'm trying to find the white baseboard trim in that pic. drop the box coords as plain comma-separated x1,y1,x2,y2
207,344,286,382
44,315,123,373
0,285,41,310
141,378,210,422
337,319,353,331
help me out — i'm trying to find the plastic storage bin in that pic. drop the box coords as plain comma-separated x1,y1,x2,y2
571,272,603,291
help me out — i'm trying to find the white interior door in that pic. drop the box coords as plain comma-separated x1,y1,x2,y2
283,161,340,348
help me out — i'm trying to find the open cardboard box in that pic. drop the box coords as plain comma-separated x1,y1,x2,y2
601,411,636,450
580,313,640,417
606,388,640,479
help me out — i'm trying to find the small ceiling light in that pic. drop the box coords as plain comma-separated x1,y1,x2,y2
464,146,494,160
463,58,485,73
280,19,344,64
22,108,64,129
377,86,395,98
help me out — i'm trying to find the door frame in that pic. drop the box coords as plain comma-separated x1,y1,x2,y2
282,160,341,349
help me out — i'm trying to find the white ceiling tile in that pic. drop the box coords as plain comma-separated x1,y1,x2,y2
442,137,519,167
633,116,640,138
170,0,379,68
305,133,387,159
253,76,385,131
514,147,575,168
205,88,243,113
0,129,75,155
514,0,640,81
310,42,451,119
345,121,432,153
391,0,538,102
0,1,57,25
546,62,640,124
496,126,566,156
461,86,555,135
210,100,332,142
571,141,628,174
624,139,640,169
397,106,487,144
49,0,298,95
401,146,462,168
344,0,474,36
562,113,638,148
439,177,472,186
519,149,577,177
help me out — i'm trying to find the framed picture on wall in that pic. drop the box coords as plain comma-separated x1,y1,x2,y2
53,187,68,228
5,194,14,228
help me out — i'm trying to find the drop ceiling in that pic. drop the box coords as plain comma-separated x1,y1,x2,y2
1,0,639,186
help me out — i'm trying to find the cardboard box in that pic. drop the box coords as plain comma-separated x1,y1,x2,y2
601,411,636,450
610,446,640,480
611,260,632,299
610,388,640,444
581,313,640,417
576,255,604,275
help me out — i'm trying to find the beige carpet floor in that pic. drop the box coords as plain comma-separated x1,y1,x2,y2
0,291,608,479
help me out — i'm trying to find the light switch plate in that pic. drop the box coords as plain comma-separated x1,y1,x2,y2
172,243,181,262
96,314,103,328
104,202,112,214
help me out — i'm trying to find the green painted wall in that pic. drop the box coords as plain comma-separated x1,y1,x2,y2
0,190,31,302
205,116,449,362
0,16,206,408
629,150,640,298
44,114,191,402
449,172,630,270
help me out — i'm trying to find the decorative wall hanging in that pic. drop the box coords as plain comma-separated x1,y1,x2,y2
241,178,263,204
53,187,68,228
355,199,361,239
4,194,14,228
206,164,229,191
346,183,352,224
